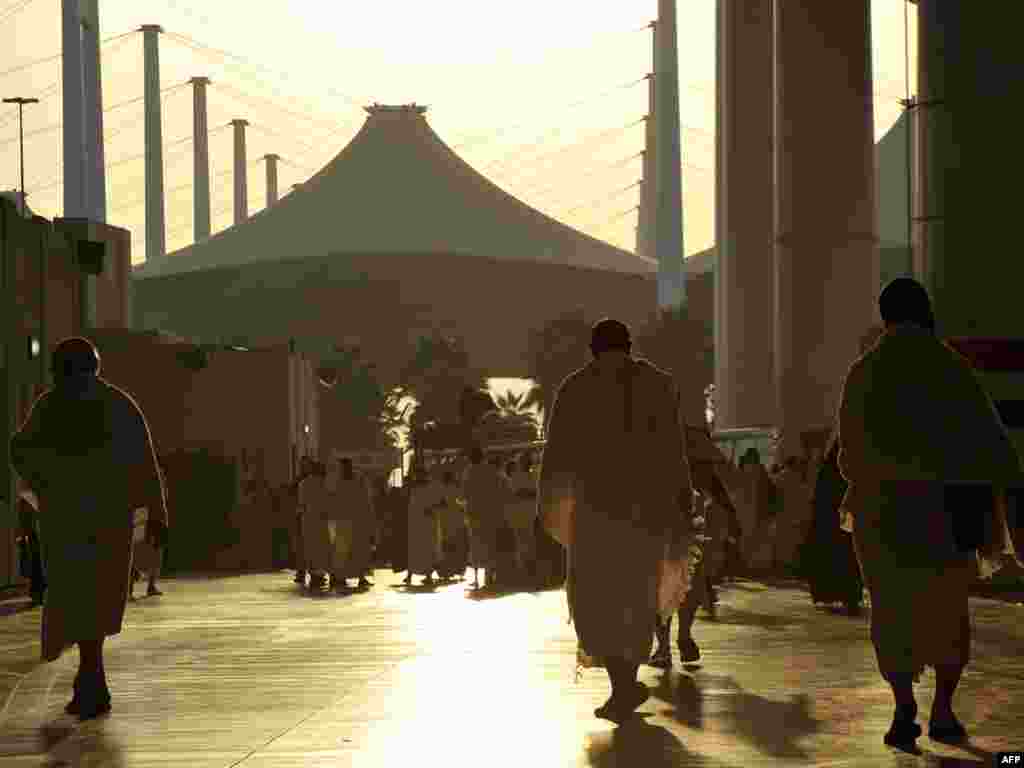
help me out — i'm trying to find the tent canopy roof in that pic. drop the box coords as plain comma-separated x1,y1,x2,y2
136,104,656,279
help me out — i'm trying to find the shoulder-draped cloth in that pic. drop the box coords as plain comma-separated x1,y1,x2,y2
10,376,167,662
538,356,695,674
837,324,1020,682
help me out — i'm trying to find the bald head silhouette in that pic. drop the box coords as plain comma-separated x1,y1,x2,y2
590,318,631,357
878,277,935,332
51,337,101,381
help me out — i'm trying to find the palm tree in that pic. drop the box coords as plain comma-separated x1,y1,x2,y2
482,389,541,445
525,307,592,426
400,332,488,457
318,345,404,450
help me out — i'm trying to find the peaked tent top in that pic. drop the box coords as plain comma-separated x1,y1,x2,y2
135,104,656,278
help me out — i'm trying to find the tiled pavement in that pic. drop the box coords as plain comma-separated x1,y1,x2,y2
1,571,1022,767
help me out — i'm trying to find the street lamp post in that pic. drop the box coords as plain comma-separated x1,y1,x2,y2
2,96,40,216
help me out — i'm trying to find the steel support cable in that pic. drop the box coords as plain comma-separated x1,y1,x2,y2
491,118,644,188
276,156,321,176
164,31,367,111
245,122,319,156
166,36,364,149
285,114,364,167
518,151,643,202
481,102,642,177
453,77,646,153
552,179,641,218
166,184,233,233
28,125,226,194
0,0,40,26
162,157,260,229
110,167,233,214
0,80,60,131
683,162,712,174
210,80,349,136
0,29,138,81
1,81,188,149
0,41,144,152
103,87,187,149
105,79,189,115
167,198,234,241
592,205,641,232
164,33,318,107
103,111,145,145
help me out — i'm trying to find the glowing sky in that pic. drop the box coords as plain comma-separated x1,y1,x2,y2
0,0,916,265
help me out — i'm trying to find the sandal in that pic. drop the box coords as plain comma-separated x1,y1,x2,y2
649,649,671,669
928,717,967,745
679,638,701,663
884,713,922,750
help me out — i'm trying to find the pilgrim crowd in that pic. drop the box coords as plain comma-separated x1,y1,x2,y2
8,278,1023,752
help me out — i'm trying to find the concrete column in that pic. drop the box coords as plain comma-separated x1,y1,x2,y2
263,153,280,208
636,155,649,257
141,25,166,264
80,0,105,222
654,0,684,310
231,119,249,225
61,0,87,219
911,0,960,337
772,0,878,459
914,3,1023,339
713,0,775,430
190,77,212,242
642,25,657,261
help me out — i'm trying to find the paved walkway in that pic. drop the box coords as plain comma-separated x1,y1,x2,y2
1,572,1022,767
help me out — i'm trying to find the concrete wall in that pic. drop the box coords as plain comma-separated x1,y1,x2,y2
87,330,193,457
87,333,319,571
182,348,294,489
0,202,131,586
133,250,658,383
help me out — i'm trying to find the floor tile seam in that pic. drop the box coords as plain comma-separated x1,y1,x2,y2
225,649,429,767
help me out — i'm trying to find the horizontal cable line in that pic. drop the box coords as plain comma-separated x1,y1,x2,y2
210,81,349,135
164,31,367,111
0,81,189,149
0,29,138,80
0,80,60,130
245,122,318,155
595,205,641,229
110,167,233,213
491,118,644,186
557,179,641,217
453,77,646,153
27,126,227,194
518,151,644,202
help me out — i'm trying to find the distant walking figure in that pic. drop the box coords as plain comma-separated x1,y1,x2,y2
342,461,376,589
538,318,695,723
131,459,169,599
9,337,167,720
505,454,539,585
837,278,1020,750
461,445,506,589
801,433,863,614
